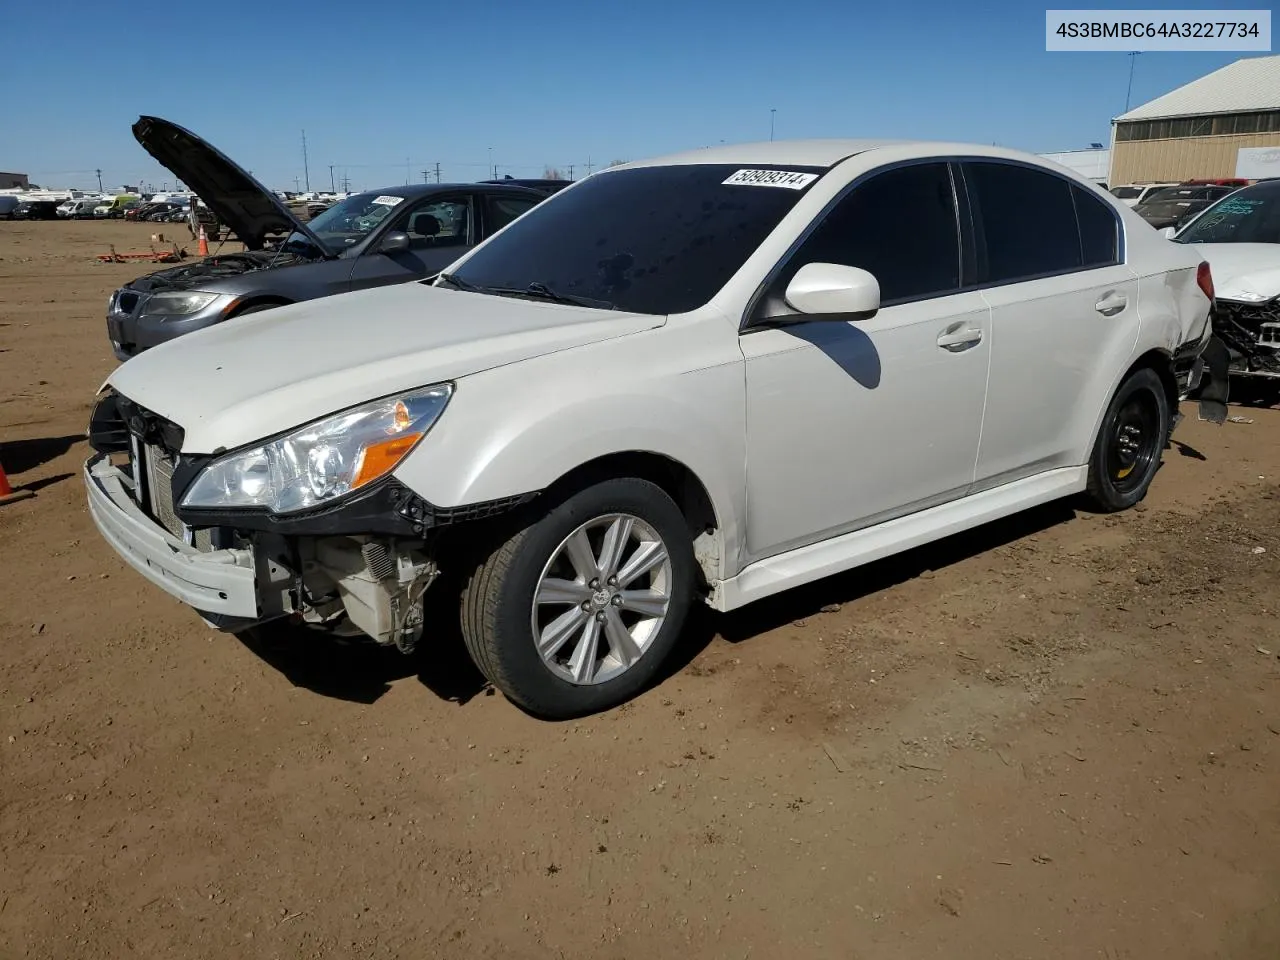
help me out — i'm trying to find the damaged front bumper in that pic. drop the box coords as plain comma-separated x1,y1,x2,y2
85,454,260,617
1212,298,1280,381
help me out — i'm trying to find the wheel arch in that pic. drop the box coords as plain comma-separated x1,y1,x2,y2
1084,346,1179,461
534,451,722,590
228,295,293,318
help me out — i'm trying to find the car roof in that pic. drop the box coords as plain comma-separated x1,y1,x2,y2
615,138,1082,171
347,182,544,198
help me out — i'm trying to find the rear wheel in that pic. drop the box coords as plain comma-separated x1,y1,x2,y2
1084,367,1170,512
460,478,696,718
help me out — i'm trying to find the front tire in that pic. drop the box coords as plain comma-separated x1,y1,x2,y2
460,478,696,718
1084,367,1170,512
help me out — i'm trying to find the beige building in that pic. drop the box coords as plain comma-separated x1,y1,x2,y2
1109,54,1280,186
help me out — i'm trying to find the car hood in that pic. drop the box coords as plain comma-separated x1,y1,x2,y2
132,115,323,252
1183,242,1280,302
105,282,664,453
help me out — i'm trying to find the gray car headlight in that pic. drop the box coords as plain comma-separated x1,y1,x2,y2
141,291,226,317
180,384,453,513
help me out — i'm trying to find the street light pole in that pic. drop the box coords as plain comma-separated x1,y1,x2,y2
1125,51,1142,112
770,108,776,141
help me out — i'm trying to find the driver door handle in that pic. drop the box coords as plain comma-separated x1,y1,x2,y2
1095,292,1128,316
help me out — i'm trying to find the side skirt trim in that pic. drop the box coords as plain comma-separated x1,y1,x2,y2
710,465,1088,611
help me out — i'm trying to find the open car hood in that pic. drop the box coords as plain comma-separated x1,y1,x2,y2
132,116,326,252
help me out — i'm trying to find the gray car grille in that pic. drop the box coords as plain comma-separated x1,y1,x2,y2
144,444,212,551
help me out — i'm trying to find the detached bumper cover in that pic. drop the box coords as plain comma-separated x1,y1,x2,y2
84,455,259,617
1174,333,1230,425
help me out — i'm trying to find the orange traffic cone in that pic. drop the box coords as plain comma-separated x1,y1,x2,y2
197,225,209,257
0,460,34,506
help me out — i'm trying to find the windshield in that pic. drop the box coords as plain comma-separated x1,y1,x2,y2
1111,186,1142,199
447,164,825,314
1176,182,1280,244
301,191,409,252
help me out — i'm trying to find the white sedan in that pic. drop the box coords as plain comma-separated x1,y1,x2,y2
85,138,1225,717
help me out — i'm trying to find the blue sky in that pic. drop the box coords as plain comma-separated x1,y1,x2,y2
2,0,1267,191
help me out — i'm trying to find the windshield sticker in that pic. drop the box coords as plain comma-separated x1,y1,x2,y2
371,195,404,206
1214,198,1262,215
722,169,818,190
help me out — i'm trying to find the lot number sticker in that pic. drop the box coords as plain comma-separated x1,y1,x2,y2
371,195,404,206
722,169,818,190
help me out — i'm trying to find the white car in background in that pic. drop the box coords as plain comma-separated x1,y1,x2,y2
85,139,1225,718
1165,178,1280,381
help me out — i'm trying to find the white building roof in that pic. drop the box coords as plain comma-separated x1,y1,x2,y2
1118,54,1280,122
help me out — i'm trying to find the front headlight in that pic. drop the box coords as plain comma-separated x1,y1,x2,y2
141,291,225,317
180,385,453,514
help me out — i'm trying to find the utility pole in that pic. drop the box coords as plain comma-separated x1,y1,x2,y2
405,157,410,185
770,108,777,141
568,164,574,180
435,162,441,183
293,176,300,192
1125,51,1142,112
421,168,430,183
340,172,350,193
301,130,310,192
586,156,593,176
95,168,103,192
329,164,335,192
488,147,494,179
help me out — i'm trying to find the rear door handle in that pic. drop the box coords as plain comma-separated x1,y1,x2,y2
1095,293,1128,316
936,324,983,352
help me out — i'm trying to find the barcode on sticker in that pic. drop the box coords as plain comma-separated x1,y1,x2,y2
371,195,404,206
722,169,818,189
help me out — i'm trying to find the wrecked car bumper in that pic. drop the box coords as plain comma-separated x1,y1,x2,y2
1212,298,1280,380
84,454,260,618
1173,331,1230,424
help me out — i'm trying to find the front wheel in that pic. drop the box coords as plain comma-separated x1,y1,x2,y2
1084,367,1171,512
460,478,697,718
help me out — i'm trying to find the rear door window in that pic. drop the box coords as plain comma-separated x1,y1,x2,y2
483,194,539,234
1072,185,1121,268
963,161,1084,284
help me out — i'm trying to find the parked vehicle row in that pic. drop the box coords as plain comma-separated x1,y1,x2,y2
85,116,1229,717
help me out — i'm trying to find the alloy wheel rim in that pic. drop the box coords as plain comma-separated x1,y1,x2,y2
531,513,673,686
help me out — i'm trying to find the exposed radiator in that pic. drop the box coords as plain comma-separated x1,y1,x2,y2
145,444,212,551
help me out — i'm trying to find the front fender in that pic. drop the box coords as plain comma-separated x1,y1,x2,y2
394,331,748,578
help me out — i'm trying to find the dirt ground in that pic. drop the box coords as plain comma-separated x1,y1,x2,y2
2,220,1279,960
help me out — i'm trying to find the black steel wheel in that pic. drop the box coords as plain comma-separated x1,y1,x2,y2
1085,367,1170,512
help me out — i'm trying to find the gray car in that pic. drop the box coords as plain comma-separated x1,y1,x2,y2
105,116,551,360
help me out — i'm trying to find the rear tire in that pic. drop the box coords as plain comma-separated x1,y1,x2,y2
1084,367,1170,512
459,478,696,718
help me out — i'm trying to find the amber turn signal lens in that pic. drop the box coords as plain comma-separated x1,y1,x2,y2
352,432,424,489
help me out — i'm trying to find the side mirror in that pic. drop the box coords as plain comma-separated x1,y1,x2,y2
784,262,880,318
379,230,410,254
1159,226,1177,239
